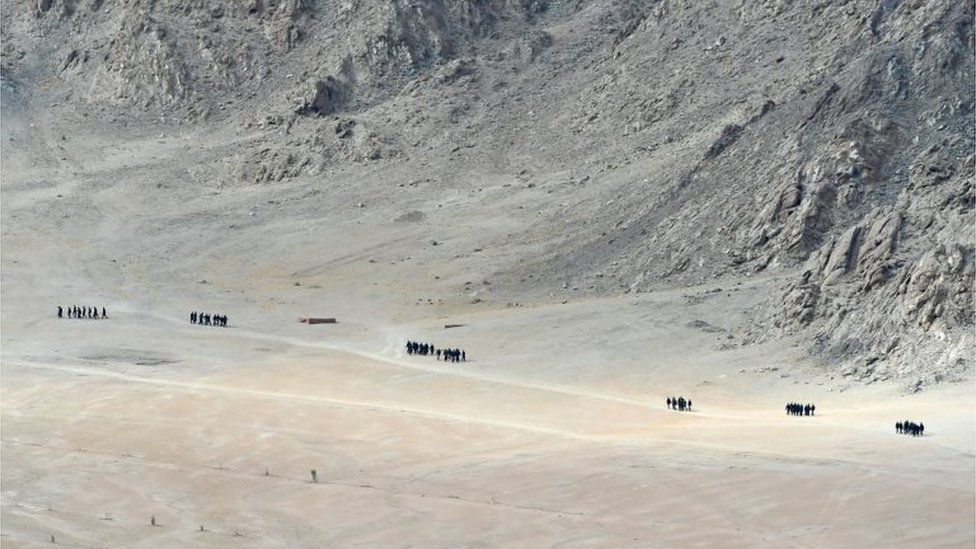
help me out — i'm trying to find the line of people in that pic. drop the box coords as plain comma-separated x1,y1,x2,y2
667,396,692,411
58,306,107,319
406,341,435,356
191,312,228,327
438,348,465,362
786,402,816,416
896,421,924,436
405,340,467,362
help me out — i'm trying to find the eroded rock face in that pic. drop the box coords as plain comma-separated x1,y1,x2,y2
7,0,537,121
758,146,974,387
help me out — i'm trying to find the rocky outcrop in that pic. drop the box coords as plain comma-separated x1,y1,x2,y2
759,145,974,388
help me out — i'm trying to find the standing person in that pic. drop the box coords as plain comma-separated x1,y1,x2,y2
101,306,107,319
57,306,63,318
667,397,672,409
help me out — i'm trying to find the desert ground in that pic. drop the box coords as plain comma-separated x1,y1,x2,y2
2,98,975,548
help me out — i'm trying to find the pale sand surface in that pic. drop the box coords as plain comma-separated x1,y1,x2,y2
2,291,973,548
1,120,974,548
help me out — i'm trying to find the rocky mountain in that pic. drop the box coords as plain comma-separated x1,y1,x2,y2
2,0,973,388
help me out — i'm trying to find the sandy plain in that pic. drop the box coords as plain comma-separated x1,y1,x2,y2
1,106,974,548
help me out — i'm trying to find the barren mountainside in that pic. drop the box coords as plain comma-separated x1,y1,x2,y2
2,0,974,387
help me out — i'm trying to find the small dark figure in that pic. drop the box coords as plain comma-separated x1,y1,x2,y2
57,306,63,318
101,307,106,319
896,421,902,434
150,515,156,526
462,351,466,361
667,397,672,409
687,399,692,410
191,312,196,324
804,404,811,416
919,422,924,436
810,404,815,416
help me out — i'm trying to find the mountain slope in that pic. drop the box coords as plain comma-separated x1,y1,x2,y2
2,0,973,387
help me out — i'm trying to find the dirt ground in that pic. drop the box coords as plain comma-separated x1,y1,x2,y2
2,99,974,548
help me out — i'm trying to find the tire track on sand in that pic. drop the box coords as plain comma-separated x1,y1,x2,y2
145,310,664,413
7,360,597,442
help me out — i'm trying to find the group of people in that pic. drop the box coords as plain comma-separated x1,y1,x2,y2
439,348,466,362
50,305,937,442
406,341,436,356
58,306,106,319
190,312,228,327
405,340,467,362
666,396,692,411
786,402,816,416
896,421,925,436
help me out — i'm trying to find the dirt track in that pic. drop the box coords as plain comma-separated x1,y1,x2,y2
2,286,974,547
